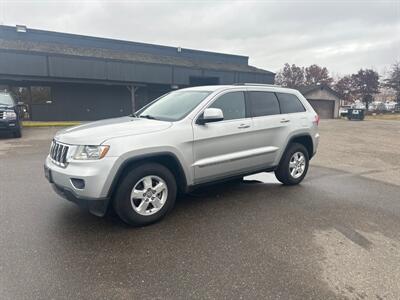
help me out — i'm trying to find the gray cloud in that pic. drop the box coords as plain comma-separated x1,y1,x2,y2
1,0,399,75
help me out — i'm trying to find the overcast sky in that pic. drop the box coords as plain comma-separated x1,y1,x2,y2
0,0,399,76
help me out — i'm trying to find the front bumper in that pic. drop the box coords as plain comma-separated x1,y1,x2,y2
44,155,119,216
50,183,109,216
0,119,19,131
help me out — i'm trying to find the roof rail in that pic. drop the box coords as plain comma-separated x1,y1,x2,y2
232,83,281,87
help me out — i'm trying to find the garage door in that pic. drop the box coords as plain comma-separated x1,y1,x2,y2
307,99,334,119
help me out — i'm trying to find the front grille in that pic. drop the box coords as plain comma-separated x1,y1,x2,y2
50,140,69,167
0,111,4,119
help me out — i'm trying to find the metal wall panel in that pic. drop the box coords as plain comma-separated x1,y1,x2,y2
173,67,202,85
203,70,235,84
0,52,48,76
134,63,172,84
106,61,136,82
30,83,131,121
48,56,107,79
237,72,274,84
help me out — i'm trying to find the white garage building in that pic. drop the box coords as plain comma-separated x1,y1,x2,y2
300,85,341,119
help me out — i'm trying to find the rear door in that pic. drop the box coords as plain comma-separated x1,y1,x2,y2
276,92,309,127
246,90,291,166
192,91,257,183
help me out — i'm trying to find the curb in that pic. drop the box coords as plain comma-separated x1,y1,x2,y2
22,121,81,127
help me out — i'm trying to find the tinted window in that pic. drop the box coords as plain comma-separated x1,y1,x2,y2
209,92,246,121
277,93,306,113
248,91,280,117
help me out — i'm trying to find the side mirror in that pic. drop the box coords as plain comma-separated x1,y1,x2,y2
197,108,224,125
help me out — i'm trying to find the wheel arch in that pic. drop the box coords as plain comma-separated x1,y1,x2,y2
107,152,188,199
282,134,314,161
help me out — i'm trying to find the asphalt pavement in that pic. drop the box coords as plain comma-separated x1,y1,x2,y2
1,126,400,299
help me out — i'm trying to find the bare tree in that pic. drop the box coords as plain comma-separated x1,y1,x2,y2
384,62,400,103
304,64,333,86
334,75,356,104
275,63,305,88
351,69,380,110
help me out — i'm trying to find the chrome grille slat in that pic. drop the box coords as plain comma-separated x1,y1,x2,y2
49,140,69,167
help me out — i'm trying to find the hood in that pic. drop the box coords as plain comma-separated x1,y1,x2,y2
55,116,172,145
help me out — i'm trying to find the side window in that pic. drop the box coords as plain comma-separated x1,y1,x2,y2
277,93,306,114
248,91,280,117
209,91,246,121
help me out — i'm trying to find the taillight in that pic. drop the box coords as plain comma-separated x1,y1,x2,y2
314,115,320,126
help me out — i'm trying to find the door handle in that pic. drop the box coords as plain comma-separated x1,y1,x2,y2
280,119,290,123
238,124,250,129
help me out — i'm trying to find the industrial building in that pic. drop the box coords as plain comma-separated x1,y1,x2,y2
0,25,274,121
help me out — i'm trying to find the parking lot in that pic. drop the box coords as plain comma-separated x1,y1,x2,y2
1,119,400,299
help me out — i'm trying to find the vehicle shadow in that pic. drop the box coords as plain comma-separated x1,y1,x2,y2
0,131,14,139
53,174,286,232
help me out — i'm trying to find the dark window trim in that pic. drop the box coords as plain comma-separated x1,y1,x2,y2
244,91,252,118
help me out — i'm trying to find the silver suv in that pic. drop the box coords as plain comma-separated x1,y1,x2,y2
44,84,320,226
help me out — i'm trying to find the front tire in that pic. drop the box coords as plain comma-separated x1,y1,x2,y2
275,143,309,185
113,163,177,226
13,128,22,138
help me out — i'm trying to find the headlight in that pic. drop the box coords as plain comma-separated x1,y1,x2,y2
73,145,110,160
4,111,17,120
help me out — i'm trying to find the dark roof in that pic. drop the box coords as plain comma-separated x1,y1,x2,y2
0,25,274,75
298,84,341,98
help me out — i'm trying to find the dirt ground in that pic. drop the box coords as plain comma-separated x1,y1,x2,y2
312,119,400,186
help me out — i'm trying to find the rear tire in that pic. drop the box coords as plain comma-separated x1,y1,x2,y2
113,163,177,226
275,143,309,185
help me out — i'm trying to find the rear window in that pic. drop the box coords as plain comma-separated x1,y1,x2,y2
248,91,280,117
277,93,306,114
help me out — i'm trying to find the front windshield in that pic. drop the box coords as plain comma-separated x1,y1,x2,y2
0,93,15,106
137,90,212,121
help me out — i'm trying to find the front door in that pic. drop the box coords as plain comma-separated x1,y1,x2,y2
192,91,257,184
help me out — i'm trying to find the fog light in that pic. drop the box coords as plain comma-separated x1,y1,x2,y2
70,178,85,189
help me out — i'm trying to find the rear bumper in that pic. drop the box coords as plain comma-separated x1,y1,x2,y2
313,132,320,157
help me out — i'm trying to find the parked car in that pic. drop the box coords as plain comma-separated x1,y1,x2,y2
44,84,320,226
339,105,351,117
0,91,23,138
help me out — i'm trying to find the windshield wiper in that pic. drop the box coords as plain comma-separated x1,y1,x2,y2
139,114,157,120
130,112,139,118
